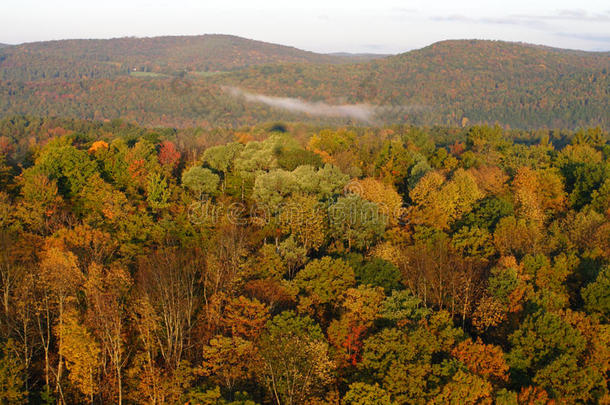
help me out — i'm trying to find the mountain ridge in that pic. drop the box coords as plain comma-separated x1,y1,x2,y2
0,34,367,82
0,35,608,129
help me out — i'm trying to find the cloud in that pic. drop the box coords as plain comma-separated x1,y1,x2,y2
430,9,610,30
390,7,418,16
513,9,610,22
225,86,375,121
554,32,610,45
430,14,547,29
224,87,429,122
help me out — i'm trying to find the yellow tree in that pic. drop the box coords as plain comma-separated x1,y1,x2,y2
493,216,542,258
408,171,446,227
279,194,328,252
513,167,566,224
351,178,404,227
15,172,62,235
38,242,84,401
0,340,28,404
128,297,164,405
59,308,101,403
258,312,334,405
409,169,482,230
84,263,132,405
200,335,256,393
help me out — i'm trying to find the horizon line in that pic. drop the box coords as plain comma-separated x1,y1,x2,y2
2,33,609,55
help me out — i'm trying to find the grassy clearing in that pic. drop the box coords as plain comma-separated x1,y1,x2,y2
129,71,168,78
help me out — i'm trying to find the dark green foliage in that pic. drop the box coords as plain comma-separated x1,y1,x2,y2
508,311,585,381
353,257,402,293
275,148,322,171
582,266,610,321
507,310,606,402
32,139,97,197
457,196,513,231
562,162,610,209
487,267,519,305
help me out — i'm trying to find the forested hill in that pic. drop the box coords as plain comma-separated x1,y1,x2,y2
0,37,608,129
0,34,368,81
220,40,610,128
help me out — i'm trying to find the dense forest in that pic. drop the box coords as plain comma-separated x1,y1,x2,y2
0,115,608,404
0,35,371,81
0,35,376,81
1,37,608,129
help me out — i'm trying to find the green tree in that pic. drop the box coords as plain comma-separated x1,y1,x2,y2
181,166,220,196
276,148,322,171
506,310,605,401
353,257,402,293
146,172,171,210
329,195,386,251
203,143,244,174
456,196,513,232
432,369,493,405
582,265,610,321
33,138,97,198
294,257,355,320
451,226,494,259
292,164,349,200
360,309,463,403
252,169,298,209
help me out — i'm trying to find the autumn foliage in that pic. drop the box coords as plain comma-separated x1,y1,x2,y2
0,120,608,404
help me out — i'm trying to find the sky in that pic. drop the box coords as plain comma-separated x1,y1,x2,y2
1,0,609,53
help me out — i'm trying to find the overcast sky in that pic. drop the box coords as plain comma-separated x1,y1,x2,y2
2,0,609,53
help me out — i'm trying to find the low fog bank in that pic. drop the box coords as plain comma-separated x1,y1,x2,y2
225,86,376,122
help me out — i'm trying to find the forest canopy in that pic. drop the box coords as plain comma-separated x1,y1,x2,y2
0,117,608,404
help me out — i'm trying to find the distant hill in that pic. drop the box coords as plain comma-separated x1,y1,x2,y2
218,40,610,128
0,37,608,129
0,34,351,81
0,44,8,49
